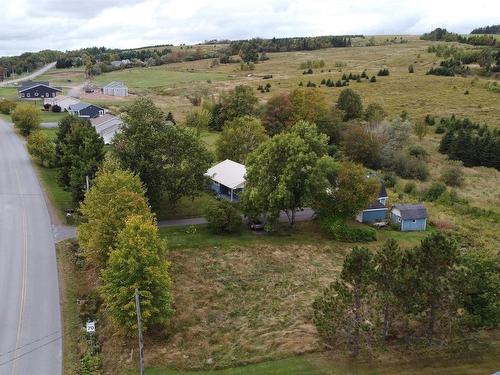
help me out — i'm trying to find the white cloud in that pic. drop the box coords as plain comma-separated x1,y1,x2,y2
0,0,499,55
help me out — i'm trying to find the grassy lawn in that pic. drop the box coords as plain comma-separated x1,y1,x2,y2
34,166,73,221
93,67,233,89
0,86,18,99
156,193,216,220
37,67,86,86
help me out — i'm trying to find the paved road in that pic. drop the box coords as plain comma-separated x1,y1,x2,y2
0,119,61,375
0,62,57,88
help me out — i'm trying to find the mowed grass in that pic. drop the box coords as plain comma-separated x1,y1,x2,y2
0,86,18,99
35,166,73,221
93,66,233,90
37,67,86,86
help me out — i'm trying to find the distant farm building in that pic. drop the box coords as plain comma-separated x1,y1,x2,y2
18,81,61,99
357,182,389,224
69,102,105,119
102,81,128,97
44,95,80,112
206,159,246,202
391,204,428,231
90,114,123,144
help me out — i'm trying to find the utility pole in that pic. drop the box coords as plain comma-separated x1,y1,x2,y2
85,175,90,192
135,288,145,375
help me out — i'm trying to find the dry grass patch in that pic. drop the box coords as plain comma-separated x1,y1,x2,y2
102,242,350,372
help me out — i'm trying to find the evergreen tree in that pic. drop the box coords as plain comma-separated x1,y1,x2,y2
336,88,363,120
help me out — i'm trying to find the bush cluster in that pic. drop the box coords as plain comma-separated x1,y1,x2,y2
321,218,377,242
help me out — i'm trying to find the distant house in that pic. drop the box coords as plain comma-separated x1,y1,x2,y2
110,59,131,68
102,81,128,97
206,159,246,202
357,181,389,224
90,114,123,144
44,95,80,112
391,204,428,232
18,81,61,99
69,102,105,119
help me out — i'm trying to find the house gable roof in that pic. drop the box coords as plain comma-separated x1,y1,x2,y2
392,204,427,220
103,81,127,89
18,81,61,93
206,159,246,190
379,182,388,198
69,102,104,112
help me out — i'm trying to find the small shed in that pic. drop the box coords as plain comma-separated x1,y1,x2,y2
391,204,428,232
102,81,128,97
205,160,246,202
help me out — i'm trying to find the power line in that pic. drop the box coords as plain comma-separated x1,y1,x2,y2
0,336,62,368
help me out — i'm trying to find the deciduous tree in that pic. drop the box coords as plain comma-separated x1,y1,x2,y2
12,103,41,136
100,215,173,333
113,97,212,207
27,131,56,167
336,88,363,121
215,116,268,163
78,157,153,268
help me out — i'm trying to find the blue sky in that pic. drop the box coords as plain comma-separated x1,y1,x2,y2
0,0,498,56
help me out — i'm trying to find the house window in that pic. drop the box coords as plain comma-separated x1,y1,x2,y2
397,217,401,223
52,92,56,97
27,93,30,98
34,92,39,97
412,219,416,223
21,93,25,98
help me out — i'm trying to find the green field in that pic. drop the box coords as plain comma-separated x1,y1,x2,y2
93,66,233,89
0,86,17,99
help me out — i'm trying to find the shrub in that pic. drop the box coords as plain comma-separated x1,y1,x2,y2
370,76,377,82
52,104,61,113
408,64,415,73
392,153,429,181
403,181,417,194
27,131,56,167
382,171,397,188
321,218,377,242
204,199,241,233
43,103,51,110
377,68,390,76
11,103,41,136
0,99,17,115
441,160,465,187
425,114,436,125
408,145,429,160
424,182,447,201
336,88,363,120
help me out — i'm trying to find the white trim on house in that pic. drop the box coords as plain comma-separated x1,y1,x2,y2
18,83,62,93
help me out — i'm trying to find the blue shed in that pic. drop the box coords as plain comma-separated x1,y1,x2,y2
357,182,389,224
69,102,105,119
391,204,427,232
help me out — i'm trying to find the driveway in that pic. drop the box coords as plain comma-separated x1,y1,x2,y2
0,118,61,375
0,62,56,87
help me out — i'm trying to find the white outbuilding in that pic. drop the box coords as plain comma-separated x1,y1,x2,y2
102,81,128,97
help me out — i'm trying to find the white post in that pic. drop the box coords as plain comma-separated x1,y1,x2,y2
230,189,233,202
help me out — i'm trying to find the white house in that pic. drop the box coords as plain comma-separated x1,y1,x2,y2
90,114,123,144
102,81,128,97
44,95,80,112
205,160,246,202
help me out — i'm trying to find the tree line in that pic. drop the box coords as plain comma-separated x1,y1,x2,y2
313,234,499,357
438,116,500,170
421,27,498,46
0,49,64,77
228,35,359,62
471,25,500,34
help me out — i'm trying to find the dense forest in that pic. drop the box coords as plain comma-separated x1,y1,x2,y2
471,25,500,34
0,49,64,77
438,116,500,170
